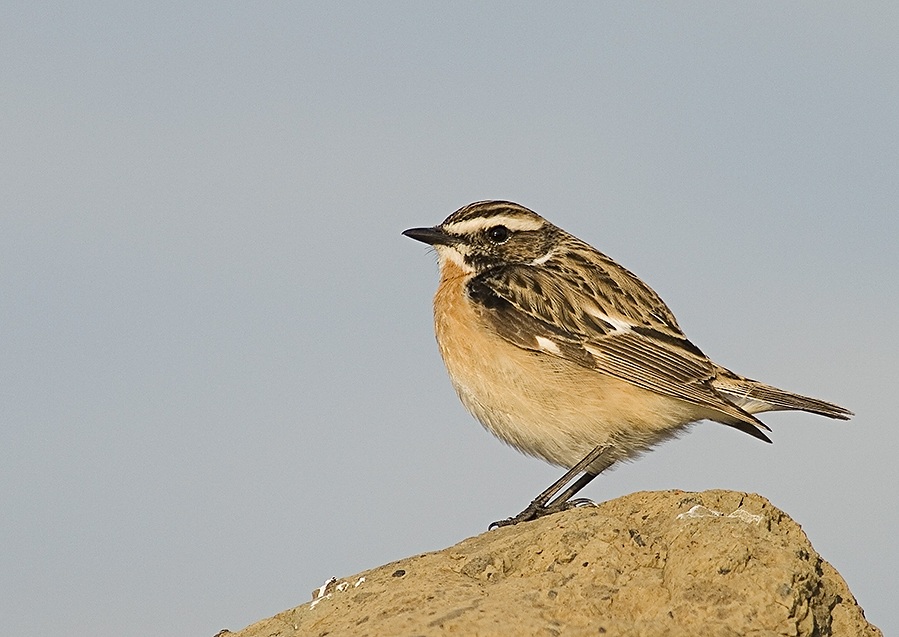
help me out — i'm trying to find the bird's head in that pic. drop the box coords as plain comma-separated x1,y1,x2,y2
403,201,562,274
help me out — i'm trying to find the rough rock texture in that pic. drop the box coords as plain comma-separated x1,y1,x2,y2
230,490,880,637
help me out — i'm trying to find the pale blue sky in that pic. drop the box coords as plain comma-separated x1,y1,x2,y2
2,3,897,635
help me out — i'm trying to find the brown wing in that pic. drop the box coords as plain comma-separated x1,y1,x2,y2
468,262,772,441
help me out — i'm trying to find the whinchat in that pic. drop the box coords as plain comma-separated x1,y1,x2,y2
403,201,852,527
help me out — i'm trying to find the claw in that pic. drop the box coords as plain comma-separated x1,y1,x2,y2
489,497,594,529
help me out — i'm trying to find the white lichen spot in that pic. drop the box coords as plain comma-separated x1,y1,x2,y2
309,595,329,610
676,504,763,524
310,577,338,609
309,575,366,609
314,577,337,599
677,504,722,520
727,508,763,524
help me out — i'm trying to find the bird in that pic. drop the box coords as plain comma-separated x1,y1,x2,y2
402,200,852,528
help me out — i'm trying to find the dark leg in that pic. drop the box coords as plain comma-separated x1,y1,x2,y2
489,445,612,529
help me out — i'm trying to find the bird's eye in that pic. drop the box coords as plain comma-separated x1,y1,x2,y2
486,225,510,244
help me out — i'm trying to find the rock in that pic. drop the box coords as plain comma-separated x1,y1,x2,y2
230,490,880,637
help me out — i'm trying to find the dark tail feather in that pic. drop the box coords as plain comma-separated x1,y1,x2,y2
713,373,853,421
722,416,774,443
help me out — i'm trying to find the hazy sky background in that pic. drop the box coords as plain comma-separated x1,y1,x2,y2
3,3,897,635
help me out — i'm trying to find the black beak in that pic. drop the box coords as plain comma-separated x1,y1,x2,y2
402,226,456,246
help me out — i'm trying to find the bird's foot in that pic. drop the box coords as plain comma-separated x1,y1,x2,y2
489,497,596,529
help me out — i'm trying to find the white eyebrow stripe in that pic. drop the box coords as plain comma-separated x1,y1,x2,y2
582,305,633,333
443,215,544,235
535,336,562,355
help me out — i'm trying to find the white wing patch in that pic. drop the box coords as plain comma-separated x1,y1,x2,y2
582,304,633,333
535,335,562,355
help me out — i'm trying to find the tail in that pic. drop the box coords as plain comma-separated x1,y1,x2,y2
712,367,853,420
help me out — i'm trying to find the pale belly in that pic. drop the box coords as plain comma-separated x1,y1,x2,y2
433,270,702,470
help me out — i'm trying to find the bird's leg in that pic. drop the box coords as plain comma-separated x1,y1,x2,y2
489,445,611,529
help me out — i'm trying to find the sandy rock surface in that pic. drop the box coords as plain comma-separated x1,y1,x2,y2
227,490,880,637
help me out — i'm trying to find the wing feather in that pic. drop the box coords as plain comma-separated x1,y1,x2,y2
468,262,771,437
